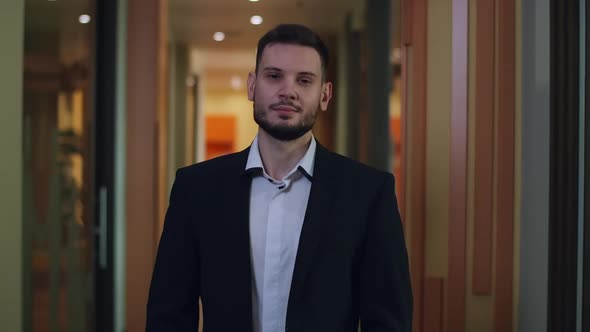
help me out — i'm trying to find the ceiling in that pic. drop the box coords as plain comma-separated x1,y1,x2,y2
23,0,399,93
24,0,94,65
170,0,365,92
169,0,360,49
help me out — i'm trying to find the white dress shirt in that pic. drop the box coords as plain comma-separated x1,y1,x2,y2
246,135,315,332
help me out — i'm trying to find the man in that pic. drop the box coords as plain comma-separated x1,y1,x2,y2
146,24,412,332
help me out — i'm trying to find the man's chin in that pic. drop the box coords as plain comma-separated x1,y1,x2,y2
260,126,310,141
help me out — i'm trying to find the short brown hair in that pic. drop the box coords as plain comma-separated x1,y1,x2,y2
255,24,329,80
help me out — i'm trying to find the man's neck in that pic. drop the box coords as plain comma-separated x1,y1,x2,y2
257,129,313,180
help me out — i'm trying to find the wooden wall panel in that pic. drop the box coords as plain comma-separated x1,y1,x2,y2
400,48,408,222
407,0,428,330
126,0,167,330
403,0,428,330
156,0,169,241
473,0,496,295
448,0,469,331
402,0,413,46
424,278,445,332
494,0,515,330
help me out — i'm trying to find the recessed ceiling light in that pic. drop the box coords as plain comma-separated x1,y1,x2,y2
78,14,91,24
250,15,263,25
230,76,243,90
213,32,225,42
249,0,260,2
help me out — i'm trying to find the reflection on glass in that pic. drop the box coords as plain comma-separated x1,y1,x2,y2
23,0,96,330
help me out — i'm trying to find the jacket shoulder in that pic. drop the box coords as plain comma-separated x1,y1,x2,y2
326,150,394,182
175,149,248,181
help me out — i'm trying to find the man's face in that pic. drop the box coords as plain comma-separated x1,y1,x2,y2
247,43,332,141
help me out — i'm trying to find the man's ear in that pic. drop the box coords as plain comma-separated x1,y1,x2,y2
320,81,333,111
247,72,256,101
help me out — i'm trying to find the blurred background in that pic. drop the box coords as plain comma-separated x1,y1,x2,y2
0,0,588,331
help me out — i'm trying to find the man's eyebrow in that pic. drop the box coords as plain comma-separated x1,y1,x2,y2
298,71,318,77
262,66,283,72
261,67,318,78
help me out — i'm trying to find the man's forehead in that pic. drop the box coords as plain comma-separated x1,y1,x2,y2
259,44,322,73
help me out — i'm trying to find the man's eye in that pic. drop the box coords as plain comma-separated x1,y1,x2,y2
268,74,280,79
299,78,312,85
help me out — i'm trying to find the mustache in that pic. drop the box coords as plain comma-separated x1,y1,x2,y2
269,101,302,112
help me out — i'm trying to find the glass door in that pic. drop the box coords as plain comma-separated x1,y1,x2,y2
22,0,101,330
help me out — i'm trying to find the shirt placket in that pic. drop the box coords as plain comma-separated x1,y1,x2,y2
262,186,284,332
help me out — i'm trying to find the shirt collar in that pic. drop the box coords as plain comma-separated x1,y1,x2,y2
245,135,316,181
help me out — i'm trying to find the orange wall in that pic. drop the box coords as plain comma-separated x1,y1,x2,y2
204,90,258,153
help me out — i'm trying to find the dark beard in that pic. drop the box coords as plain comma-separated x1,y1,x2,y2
253,99,319,141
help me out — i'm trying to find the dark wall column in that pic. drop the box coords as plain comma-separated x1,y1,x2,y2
548,0,580,331
582,0,590,329
366,0,392,171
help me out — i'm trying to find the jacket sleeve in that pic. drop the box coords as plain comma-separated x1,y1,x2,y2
359,173,413,332
146,169,200,331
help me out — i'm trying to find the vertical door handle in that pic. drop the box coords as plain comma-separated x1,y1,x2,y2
97,186,108,269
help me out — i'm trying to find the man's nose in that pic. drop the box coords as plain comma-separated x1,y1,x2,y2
278,79,297,100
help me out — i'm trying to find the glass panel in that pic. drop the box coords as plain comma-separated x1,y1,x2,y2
23,0,96,331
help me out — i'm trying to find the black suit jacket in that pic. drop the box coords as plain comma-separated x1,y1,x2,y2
146,143,413,332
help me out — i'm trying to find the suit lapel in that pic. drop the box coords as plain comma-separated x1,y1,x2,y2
288,144,338,302
226,148,254,330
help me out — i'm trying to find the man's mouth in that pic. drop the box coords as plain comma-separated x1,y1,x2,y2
271,103,300,113
273,106,297,112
